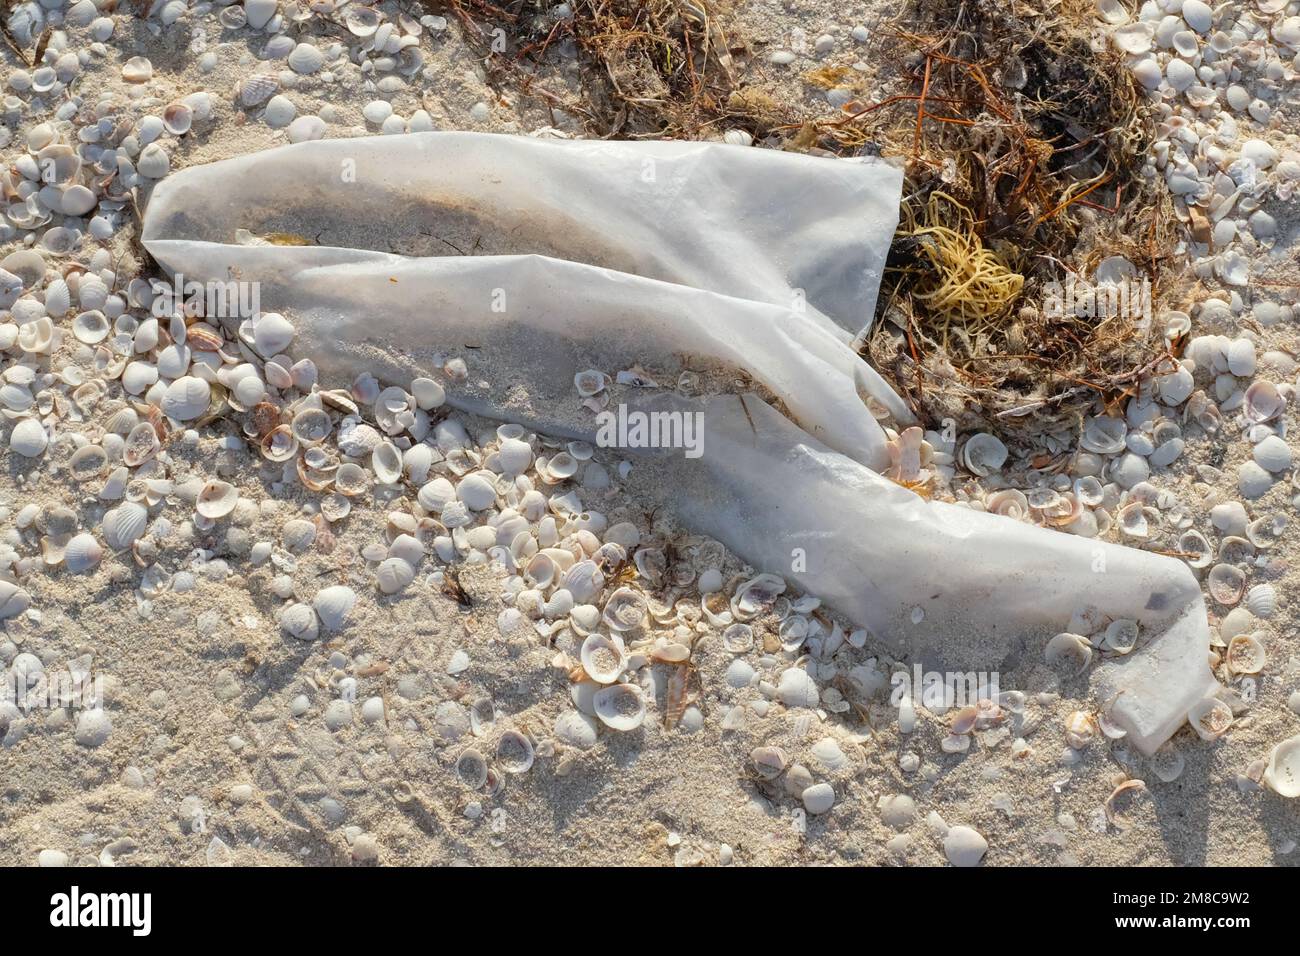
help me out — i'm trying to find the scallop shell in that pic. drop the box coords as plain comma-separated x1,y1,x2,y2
1044,632,1092,675
961,432,1008,476
64,532,103,573
375,557,415,594
103,501,148,550
196,480,238,519
602,586,647,632
1226,632,1266,675
1207,563,1246,605
562,559,604,604
1245,583,1276,618
239,74,279,107
279,602,320,641
287,42,325,74
579,633,626,684
592,683,646,731
160,376,211,421
1188,697,1233,741
0,581,31,620
495,729,535,773
313,585,357,631
1263,734,1300,798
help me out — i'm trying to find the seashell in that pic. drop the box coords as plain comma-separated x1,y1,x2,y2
602,587,647,631
961,432,1008,476
44,279,71,317
1178,529,1213,569
1103,779,1147,830
592,684,646,731
0,581,31,620
562,560,604,604
1262,735,1300,798
722,622,754,653
496,729,535,773
1188,698,1233,741
261,425,298,462
554,710,598,750
573,369,607,397
1117,502,1149,539
123,422,160,467
291,407,332,445
1103,619,1139,655
1252,435,1291,474
1080,416,1127,454
69,444,109,482
239,74,279,107
1150,743,1185,783
288,42,325,74
732,573,786,620
334,462,370,496
1207,563,1246,606
279,602,320,641
346,5,381,36
103,502,148,550
64,532,103,574
18,317,54,354
1245,584,1276,618
371,442,403,485
163,101,193,136
195,480,238,520
160,376,211,421
1044,632,1092,675
1065,710,1096,749
8,418,47,458
1226,633,1266,675
1112,21,1153,53
137,143,170,179
1244,381,1285,424
313,585,357,631
122,56,153,82
456,472,497,510
580,633,626,684
545,452,578,482
251,312,295,356
186,323,224,351
750,746,788,779
376,557,415,594
320,493,351,523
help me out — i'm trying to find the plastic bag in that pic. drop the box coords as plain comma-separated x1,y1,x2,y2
142,132,1215,753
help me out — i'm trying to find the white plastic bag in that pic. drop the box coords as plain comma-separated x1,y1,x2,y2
142,132,1215,753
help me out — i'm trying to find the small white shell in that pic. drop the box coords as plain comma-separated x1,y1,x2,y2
196,480,238,519
287,42,325,74
495,729,535,773
103,501,148,550
123,422,160,467
376,557,415,594
160,376,211,421
961,432,1008,476
1044,632,1092,675
240,74,279,107
580,633,626,684
1245,583,1276,618
1150,744,1185,783
1102,619,1139,655
0,581,31,620
279,602,320,641
8,418,47,457
1263,735,1300,798
573,369,607,397
1188,698,1233,741
602,587,647,632
1226,632,1266,675
64,532,103,574
313,585,357,631
1207,563,1246,605
371,442,403,485
592,683,646,731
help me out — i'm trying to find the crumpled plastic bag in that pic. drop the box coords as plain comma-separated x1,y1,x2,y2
142,132,1215,753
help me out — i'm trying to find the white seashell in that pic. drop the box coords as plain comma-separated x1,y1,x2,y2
196,480,238,519
580,633,626,684
497,438,533,474
103,502,148,550
1044,632,1092,675
371,441,403,484
602,586,647,631
777,667,819,708
553,710,598,750
562,559,604,604
456,472,497,510
239,74,279,107
573,369,607,397
262,95,296,129
279,602,320,641
961,432,1008,476
496,729,535,773
163,101,193,135
0,581,32,620
1181,0,1211,33
1244,381,1285,424
1112,22,1153,53
1150,744,1185,783
122,56,153,83
592,684,646,731
252,312,294,356
9,418,47,457
1188,697,1233,741
245,0,278,30
376,557,416,594
1207,563,1246,606
160,376,211,421
1252,435,1291,473
1080,416,1126,454
44,279,71,317
1102,619,1139,655
347,5,381,36
1263,735,1300,798
137,143,170,179
1245,584,1276,618
288,42,325,74
313,585,357,631
1226,632,1266,675
64,533,103,574
411,377,445,409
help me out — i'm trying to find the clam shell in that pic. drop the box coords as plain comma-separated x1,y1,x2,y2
292,408,333,444
961,432,1008,476
69,444,108,481
123,422,160,467
1245,583,1276,618
8,418,47,457
1188,697,1233,741
64,532,103,573
1226,632,1266,675
592,683,646,731
103,501,148,550
313,585,357,631
579,633,626,684
239,74,279,107
163,101,193,135
334,462,370,496
0,581,31,620
160,376,211,421
1102,619,1139,655
1150,744,1185,783
261,424,298,462
371,441,403,485
602,586,647,631
287,42,325,74
196,479,238,519
1263,735,1300,798
375,557,415,594
1044,632,1092,675
1207,563,1246,605
455,748,488,789
495,729,535,773
279,602,320,641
